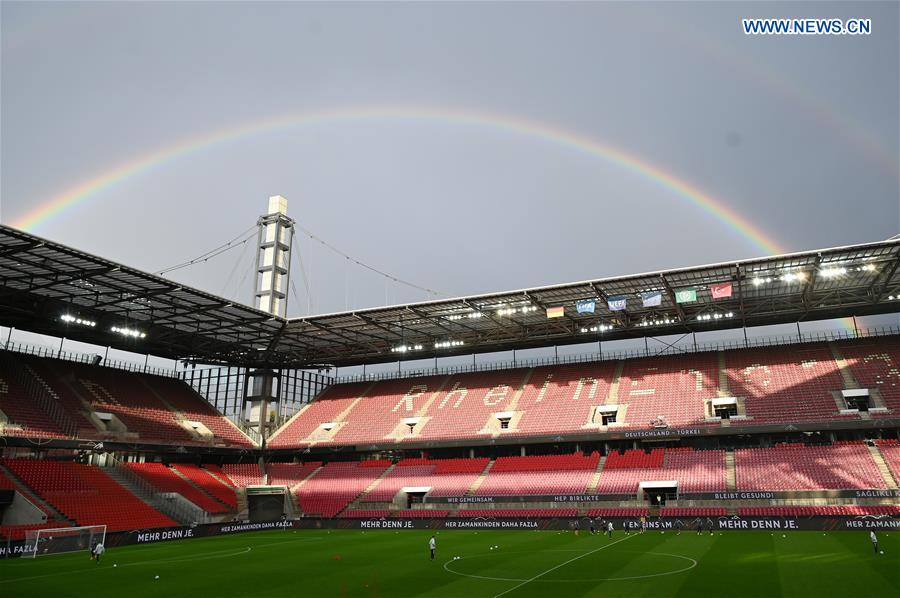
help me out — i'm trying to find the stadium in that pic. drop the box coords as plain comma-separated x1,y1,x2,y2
0,214,898,596
2,3,900,598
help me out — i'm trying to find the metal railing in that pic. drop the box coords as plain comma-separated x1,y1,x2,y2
332,325,900,385
1,340,178,378
0,352,78,438
107,456,199,524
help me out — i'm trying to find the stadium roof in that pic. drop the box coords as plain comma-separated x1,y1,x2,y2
1,224,899,368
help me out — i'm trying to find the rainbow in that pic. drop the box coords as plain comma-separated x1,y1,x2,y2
7,105,860,332
9,105,785,255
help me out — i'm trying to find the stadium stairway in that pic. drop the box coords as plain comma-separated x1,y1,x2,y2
586,455,606,494
869,444,899,489
138,378,202,443
347,463,398,509
103,464,197,525
0,463,73,525
828,342,861,390
725,450,737,490
169,466,236,512
607,361,625,404
465,459,495,495
717,351,729,396
0,351,76,438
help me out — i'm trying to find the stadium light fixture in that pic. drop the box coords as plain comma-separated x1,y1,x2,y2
434,340,465,349
780,271,806,283
111,326,146,339
391,344,424,353
59,314,97,327
819,267,847,279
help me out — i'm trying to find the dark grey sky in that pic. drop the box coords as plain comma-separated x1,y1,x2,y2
1,1,898,360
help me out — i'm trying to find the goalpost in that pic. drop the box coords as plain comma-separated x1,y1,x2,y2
23,525,107,558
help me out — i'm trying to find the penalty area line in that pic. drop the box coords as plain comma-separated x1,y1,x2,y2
491,533,635,598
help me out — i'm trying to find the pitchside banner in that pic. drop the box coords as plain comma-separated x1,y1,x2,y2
428,489,900,503
430,494,633,504
4,517,900,558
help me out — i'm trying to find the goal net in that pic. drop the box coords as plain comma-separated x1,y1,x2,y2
23,525,107,558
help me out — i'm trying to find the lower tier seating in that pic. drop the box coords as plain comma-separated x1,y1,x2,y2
125,463,230,513
595,448,726,494
452,509,578,518
2,459,176,532
735,443,887,490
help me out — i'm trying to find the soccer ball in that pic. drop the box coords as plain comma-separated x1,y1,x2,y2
154,575,160,580
113,564,117,568
782,535,786,538
880,551,885,554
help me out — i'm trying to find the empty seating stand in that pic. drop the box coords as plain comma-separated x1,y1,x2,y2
267,462,322,488
264,337,900,449
172,464,237,509
5,353,254,447
875,440,900,482
126,463,230,513
296,461,390,517
221,464,265,487
725,344,846,423
738,506,900,517
0,358,67,438
596,448,726,494
361,458,489,501
474,453,599,496
735,443,887,490
452,509,578,518
2,459,176,532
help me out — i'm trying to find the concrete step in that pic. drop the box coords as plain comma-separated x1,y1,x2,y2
587,456,607,494
869,445,899,489
829,342,860,390
717,351,730,396
104,466,195,525
725,450,737,491
465,460,495,496
0,464,74,525
170,467,235,512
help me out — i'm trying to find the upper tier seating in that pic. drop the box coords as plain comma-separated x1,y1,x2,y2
735,442,887,490
837,337,900,411
3,459,177,531
361,458,489,501
615,352,719,428
595,448,726,494
267,382,373,447
125,462,230,513
0,357,67,438
267,338,896,448
143,377,254,447
6,353,253,447
474,453,599,496
724,344,846,423
514,362,617,436
296,461,390,517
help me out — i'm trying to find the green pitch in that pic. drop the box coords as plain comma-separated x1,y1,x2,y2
1,528,897,597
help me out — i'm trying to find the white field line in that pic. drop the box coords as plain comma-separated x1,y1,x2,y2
492,534,635,598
